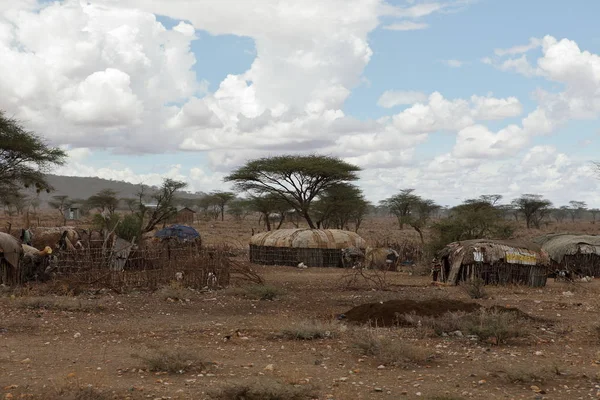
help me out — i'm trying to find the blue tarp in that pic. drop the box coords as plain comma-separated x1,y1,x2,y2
154,224,200,241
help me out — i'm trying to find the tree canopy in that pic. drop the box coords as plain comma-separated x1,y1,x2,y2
511,194,552,229
0,111,66,193
224,155,361,228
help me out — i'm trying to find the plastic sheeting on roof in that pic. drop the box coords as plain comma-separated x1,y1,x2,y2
249,229,366,250
154,225,200,241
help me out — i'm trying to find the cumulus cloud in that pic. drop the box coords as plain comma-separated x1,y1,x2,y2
442,59,463,68
383,21,429,31
377,90,428,108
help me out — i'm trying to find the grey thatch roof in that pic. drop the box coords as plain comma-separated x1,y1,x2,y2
250,229,366,250
534,233,600,263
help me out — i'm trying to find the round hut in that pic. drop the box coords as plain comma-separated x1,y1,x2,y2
534,233,600,277
249,229,367,268
436,239,551,287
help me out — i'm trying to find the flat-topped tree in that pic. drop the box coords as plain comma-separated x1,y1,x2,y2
224,155,361,229
0,110,66,193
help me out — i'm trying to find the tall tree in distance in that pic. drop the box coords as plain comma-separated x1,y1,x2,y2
87,189,120,216
224,155,361,229
567,200,587,222
48,195,71,225
312,183,369,231
211,191,236,221
512,194,552,229
380,189,419,229
138,179,187,233
0,110,66,193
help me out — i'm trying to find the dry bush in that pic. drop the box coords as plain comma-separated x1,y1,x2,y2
339,268,389,291
489,363,556,384
428,396,466,400
403,308,529,345
15,296,104,312
212,380,318,400
461,278,487,299
229,259,264,285
157,283,192,301
42,386,109,400
352,329,432,366
132,349,210,374
276,320,341,340
243,284,284,300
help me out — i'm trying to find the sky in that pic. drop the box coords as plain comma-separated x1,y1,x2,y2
1,0,600,208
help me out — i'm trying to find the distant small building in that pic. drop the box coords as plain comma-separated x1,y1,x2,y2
172,207,196,224
64,206,80,221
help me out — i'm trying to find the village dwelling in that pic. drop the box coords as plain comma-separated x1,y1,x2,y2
171,207,196,224
534,233,600,277
435,239,551,287
249,228,367,268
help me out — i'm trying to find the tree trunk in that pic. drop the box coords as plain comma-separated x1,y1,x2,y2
221,205,225,221
303,210,316,229
276,214,286,230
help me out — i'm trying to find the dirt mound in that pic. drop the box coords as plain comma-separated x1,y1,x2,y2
343,299,481,327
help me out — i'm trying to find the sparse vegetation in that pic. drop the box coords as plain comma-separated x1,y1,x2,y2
15,296,103,312
277,320,340,340
213,380,318,400
244,284,284,300
462,277,487,299
352,329,432,366
133,349,210,374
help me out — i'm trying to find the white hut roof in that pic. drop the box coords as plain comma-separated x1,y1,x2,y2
250,229,366,250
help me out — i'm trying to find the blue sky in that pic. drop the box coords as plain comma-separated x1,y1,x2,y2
2,0,600,206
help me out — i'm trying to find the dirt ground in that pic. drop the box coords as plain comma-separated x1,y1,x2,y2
2,266,600,400
2,215,600,399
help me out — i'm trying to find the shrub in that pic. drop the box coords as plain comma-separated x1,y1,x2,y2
133,349,209,374
352,329,431,366
245,284,284,301
461,278,487,299
213,380,318,400
278,320,340,340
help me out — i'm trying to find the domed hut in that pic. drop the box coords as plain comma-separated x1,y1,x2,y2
534,233,600,277
249,229,367,268
435,239,551,287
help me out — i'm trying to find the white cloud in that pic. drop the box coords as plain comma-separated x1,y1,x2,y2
470,95,522,120
377,90,428,108
383,21,429,31
442,59,463,68
494,37,542,56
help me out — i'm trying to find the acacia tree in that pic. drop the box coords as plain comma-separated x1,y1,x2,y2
0,111,66,193
87,189,119,216
511,194,552,229
407,198,440,244
136,179,187,234
591,208,600,224
247,193,291,231
48,195,71,225
211,191,236,221
224,155,361,229
552,206,569,223
380,189,419,229
312,183,369,231
567,200,587,222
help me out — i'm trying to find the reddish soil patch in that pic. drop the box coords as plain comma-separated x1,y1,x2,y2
343,299,482,326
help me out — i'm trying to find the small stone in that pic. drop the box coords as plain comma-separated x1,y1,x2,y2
20,358,31,364
377,365,385,369
264,364,274,371
530,385,541,392
416,392,422,396
74,332,81,338
339,377,348,382
478,380,486,385
534,351,543,356
374,387,383,392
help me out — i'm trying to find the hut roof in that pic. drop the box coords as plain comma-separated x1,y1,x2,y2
437,238,550,266
250,229,366,250
533,233,600,263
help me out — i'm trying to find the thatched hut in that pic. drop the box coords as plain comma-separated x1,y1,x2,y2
249,229,367,268
534,234,600,277
436,239,550,287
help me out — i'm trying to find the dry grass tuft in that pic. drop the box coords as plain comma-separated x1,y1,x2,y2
277,320,341,340
132,349,210,374
40,384,109,400
158,283,192,301
212,380,318,400
352,329,432,366
244,284,284,300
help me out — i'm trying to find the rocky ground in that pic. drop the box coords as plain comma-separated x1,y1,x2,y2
2,266,600,400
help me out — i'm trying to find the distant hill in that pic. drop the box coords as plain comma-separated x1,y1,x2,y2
34,175,207,209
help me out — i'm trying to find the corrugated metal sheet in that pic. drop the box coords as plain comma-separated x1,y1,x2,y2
249,229,366,250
